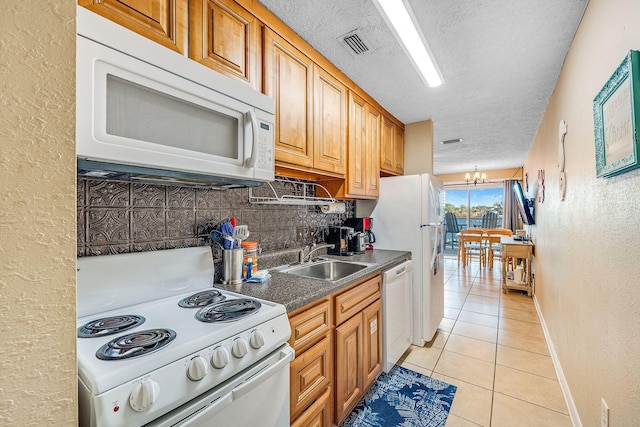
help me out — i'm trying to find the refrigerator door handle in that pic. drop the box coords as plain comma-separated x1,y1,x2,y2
419,223,438,228
427,179,440,268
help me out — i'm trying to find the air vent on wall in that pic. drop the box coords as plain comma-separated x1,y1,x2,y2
440,138,463,145
339,30,372,57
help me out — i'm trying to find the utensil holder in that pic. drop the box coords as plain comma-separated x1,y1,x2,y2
222,248,244,285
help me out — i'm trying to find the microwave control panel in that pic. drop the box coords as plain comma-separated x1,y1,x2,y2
255,121,274,173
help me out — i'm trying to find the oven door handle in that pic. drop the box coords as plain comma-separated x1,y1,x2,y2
232,346,294,399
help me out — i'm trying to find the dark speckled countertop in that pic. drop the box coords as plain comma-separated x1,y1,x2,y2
215,249,411,313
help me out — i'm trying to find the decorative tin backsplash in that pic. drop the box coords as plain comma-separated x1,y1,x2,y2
77,178,354,258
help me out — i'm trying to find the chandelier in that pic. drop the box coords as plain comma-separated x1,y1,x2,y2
465,165,486,186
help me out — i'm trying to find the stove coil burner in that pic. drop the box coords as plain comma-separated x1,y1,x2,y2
96,329,177,360
195,299,262,323
77,315,145,338
178,290,226,308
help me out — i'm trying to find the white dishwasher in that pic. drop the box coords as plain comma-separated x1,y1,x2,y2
382,259,413,373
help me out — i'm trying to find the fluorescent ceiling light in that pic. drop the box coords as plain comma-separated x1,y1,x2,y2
372,0,443,87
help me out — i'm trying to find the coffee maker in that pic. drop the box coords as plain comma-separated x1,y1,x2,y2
326,226,354,256
344,217,375,250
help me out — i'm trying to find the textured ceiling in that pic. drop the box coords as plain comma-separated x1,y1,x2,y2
257,0,588,175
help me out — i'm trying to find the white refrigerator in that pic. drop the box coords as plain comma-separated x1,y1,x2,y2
371,174,445,346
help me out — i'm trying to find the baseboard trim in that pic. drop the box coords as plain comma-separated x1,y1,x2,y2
533,296,582,427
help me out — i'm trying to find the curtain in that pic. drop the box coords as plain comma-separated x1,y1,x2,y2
503,179,520,231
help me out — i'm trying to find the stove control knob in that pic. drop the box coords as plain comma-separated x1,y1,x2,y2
232,337,248,358
249,330,265,349
129,378,160,412
187,355,209,381
211,346,230,369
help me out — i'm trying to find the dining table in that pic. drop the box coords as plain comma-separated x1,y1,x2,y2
457,230,511,270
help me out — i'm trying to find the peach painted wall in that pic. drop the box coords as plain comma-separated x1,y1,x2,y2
524,0,640,425
404,120,434,175
0,1,77,425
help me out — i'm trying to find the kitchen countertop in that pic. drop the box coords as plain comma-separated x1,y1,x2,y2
215,249,411,313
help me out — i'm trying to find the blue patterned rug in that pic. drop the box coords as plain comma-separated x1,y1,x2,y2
341,366,457,427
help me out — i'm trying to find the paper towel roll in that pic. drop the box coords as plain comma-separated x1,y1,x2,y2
320,202,346,214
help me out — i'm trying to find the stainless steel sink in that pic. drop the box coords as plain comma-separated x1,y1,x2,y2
273,259,374,281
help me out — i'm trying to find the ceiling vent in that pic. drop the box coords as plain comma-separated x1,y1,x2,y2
339,30,372,57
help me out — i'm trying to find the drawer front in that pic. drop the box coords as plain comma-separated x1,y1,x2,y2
335,275,381,326
289,299,331,353
502,244,532,258
290,334,332,420
291,386,331,427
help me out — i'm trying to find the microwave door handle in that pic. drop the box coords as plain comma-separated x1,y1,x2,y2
244,111,259,168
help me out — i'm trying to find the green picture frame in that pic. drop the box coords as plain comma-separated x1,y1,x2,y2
593,50,640,177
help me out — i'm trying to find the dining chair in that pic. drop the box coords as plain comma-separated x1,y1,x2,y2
481,211,499,229
444,212,460,249
459,228,487,269
486,228,513,271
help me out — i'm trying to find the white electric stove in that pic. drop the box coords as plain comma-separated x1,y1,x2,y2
76,247,292,427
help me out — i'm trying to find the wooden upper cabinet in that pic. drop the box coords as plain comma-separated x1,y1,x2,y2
347,92,368,197
264,28,314,170
313,66,347,176
78,0,187,54
344,92,380,198
394,124,405,175
380,114,405,176
366,104,381,196
189,0,261,91
380,116,395,172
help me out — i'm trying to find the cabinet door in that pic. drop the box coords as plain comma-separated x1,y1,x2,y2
365,105,381,197
189,0,261,91
291,387,331,427
313,65,347,176
79,0,187,54
290,335,332,421
264,29,314,169
394,124,405,175
380,116,395,173
334,314,363,425
346,92,368,197
362,299,383,391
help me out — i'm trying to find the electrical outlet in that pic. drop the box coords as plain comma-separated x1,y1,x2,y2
601,398,609,427
307,227,317,240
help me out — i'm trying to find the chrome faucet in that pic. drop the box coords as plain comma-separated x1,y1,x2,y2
298,242,335,264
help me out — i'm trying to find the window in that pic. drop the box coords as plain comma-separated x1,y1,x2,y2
444,187,504,229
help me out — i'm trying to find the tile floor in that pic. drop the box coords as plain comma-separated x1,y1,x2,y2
398,255,572,426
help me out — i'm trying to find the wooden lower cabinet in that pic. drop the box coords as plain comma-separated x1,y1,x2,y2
362,299,383,391
333,275,383,425
334,312,364,423
288,276,382,427
291,387,331,427
289,299,332,426
290,335,332,421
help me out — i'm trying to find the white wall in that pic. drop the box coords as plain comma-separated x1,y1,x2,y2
0,1,77,425
524,0,640,425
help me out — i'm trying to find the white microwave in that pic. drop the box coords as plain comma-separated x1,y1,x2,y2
76,7,274,188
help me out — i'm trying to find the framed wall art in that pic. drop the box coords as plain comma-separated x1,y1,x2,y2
593,50,640,177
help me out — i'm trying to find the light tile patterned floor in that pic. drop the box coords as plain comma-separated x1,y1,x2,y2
399,256,572,427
